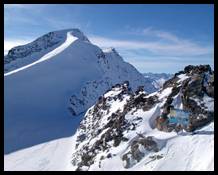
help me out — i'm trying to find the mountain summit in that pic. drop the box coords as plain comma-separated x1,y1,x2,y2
4,29,89,73
4,29,151,153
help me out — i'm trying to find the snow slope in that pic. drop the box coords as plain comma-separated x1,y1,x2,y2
88,123,214,171
4,136,76,171
5,113,213,171
4,29,89,73
4,29,149,154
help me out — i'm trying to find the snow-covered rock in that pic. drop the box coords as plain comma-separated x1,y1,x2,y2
4,65,214,171
69,65,214,171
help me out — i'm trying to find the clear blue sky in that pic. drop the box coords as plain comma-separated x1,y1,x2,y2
4,4,214,73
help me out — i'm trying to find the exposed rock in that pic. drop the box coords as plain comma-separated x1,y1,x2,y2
184,64,212,75
106,153,112,158
122,136,159,168
162,76,180,89
72,65,214,170
156,65,214,132
77,134,86,142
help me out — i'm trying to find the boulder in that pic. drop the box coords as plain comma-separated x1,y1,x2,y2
122,136,159,168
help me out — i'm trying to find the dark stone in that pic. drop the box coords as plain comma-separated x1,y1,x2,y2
106,153,112,158
77,134,86,142
122,136,159,168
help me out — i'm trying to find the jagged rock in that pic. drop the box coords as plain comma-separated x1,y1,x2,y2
122,136,159,168
169,86,180,97
184,65,195,73
184,64,212,75
175,70,185,77
162,76,180,89
113,135,122,147
122,137,129,142
80,153,94,167
106,153,112,158
77,134,86,142
149,154,164,160
71,66,214,170
205,74,214,97
187,75,204,97
135,86,144,95
156,65,214,133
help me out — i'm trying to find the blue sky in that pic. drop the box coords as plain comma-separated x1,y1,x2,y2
4,4,214,73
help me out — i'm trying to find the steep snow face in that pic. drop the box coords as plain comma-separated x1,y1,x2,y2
4,29,147,154
102,48,155,92
4,32,78,76
4,29,89,73
68,47,155,115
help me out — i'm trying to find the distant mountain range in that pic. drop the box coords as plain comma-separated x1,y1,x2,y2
143,72,173,90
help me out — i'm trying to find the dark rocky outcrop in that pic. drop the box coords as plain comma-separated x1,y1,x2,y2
122,136,159,168
156,65,214,132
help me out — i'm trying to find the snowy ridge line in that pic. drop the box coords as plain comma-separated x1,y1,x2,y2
4,32,78,77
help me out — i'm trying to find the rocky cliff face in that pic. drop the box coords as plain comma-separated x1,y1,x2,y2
71,64,214,171
156,64,214,132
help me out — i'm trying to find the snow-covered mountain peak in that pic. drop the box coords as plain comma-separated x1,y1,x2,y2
4,28,150,154
63,28,90,42
102,47,122,62
103,47,117,53
4,28,90,73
